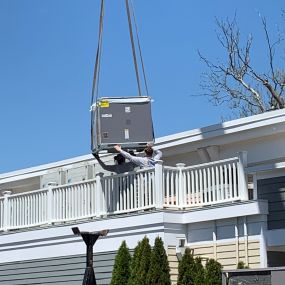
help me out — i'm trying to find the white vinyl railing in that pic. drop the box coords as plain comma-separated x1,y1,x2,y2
0,153,248,232
100,168,156,215
0,197,4,229
52,180,97,222
8,189,48,230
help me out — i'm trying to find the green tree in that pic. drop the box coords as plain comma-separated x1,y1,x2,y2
204,258,222,285
136,236,152,285
146,236,171,285
110,240,131,285
128,241,143,285
193,256,205,285
128,236,151,285
177,248,196,285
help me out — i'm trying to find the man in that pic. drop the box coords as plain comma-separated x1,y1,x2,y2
93,152,136,174
114,144,162,168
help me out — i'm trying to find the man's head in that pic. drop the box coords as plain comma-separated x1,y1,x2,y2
114,154,125,165
144,146,153,157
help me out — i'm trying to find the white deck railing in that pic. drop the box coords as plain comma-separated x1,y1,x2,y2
0,153,248,231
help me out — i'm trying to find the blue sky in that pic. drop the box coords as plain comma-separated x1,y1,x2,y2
0,0,284,173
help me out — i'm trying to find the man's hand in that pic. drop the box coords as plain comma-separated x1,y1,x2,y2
114,145,122,152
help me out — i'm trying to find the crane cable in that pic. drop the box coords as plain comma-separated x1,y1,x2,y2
91,0,105,149
125,0,142,97
91,0,149,104
129,0,149,96
91,0,105,106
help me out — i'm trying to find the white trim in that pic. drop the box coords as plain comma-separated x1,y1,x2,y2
156,109,285,145
179,201,268,224
260,226,268,267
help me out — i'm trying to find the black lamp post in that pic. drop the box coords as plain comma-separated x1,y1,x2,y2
72,227,109,285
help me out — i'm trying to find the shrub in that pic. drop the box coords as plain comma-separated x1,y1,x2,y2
128,236,151,285
204,258,222,285
237,261,249,269
177,248,196,285
110,240,131,285
193,256,205,285
146,236,171,285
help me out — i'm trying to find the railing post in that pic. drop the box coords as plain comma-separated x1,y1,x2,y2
95,172,105,217
47,182,57,225
3,191,12,232
155,160,164,209
238,151,248,200
176,163,186,209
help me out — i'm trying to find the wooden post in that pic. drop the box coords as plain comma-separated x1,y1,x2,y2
176,163,186,209
95,173,105,217
155,160,164,209
3,190,12,232
238,151,248,200
47,182,57,225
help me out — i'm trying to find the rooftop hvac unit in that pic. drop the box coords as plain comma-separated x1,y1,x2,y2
91,96,154,154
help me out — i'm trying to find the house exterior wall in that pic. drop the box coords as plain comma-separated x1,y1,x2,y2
257,176,285,230
0,252,115,285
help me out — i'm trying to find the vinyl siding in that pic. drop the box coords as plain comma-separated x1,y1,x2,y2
257,176,285,230
168,240,260,284
0,251,116,285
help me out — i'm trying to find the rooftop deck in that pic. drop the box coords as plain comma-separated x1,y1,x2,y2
0,153,249,232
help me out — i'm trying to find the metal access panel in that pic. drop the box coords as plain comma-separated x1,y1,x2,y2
91,96,154,153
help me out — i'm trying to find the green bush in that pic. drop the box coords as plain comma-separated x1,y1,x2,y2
128,236,151,285
128,241,142,285
110,240,131,285
177,248,196,285
237,260,249,269
146,236,171,285
193,256,205,285
204,258,222,285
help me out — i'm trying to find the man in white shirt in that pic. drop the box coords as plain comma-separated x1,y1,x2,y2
114,144,162,168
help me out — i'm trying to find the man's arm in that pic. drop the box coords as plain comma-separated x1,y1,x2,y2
93,153,116,172
114,145,146,167
153,149,162,160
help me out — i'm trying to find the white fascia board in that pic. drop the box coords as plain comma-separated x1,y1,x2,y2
181,201,268,223
247,161,285,173
155,109,285,149
163,201,268,224
0,212,165,245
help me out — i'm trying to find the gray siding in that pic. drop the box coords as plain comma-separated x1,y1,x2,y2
257,176,285,230
268,251,285,267
0,251,116,285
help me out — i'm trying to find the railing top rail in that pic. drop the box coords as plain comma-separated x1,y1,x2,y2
164,166,179,171
7,188,49,198
183,157,239,171
53,177,97,190
101,167,154,180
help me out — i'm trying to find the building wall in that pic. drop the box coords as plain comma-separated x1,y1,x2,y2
168,240,261,285
0,252,115,285
257,176,285,230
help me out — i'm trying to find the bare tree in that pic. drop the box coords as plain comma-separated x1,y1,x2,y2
199,14,285,117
